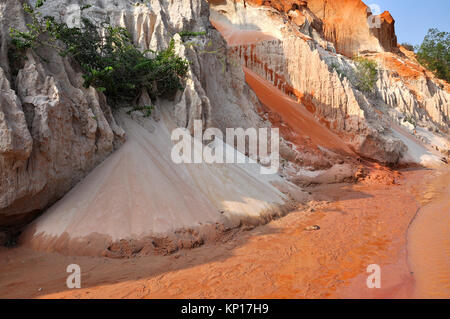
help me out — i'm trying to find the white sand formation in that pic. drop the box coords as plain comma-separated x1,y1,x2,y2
22,106,306,257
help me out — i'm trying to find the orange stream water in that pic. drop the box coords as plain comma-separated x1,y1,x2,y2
407,169,450,298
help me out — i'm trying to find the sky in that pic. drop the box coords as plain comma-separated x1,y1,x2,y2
362,0,450,46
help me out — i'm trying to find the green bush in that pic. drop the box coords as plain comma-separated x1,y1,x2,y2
416,28,449,82
353,56,378,93
10,1,189,107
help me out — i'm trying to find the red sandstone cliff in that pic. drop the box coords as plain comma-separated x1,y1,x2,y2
209,0,448,162
215,0,398,57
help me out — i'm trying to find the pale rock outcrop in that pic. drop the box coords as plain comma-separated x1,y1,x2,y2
1,0,448,234
22,106,304,257
0,0,125,227
211,2,407,163
374,51,449,130
42,0,267,133
1,0,289,229
12,0,310,256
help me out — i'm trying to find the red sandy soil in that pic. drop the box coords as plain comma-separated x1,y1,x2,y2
243,67,355,157
0,168,447,299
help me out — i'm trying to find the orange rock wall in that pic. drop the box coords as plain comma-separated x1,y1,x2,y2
222,0,398,57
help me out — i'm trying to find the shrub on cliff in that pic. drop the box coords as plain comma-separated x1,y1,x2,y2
353,57,378,93
9,1,189,107
416,28,449,82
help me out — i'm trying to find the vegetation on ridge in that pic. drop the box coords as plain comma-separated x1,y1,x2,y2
9,0,189,108
353,56,378,93
330,57,378,94
416,28,449,82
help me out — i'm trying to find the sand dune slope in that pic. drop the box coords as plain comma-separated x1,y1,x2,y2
21,108,303,256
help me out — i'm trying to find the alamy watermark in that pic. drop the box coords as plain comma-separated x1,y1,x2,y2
171,120,280,175
367,3,382,29
66,264,81,289
59,3,104,28
366,264,381,288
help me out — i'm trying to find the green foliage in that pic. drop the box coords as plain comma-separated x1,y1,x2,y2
416,28,449,82
127,105,154,117
329,59,377,94
10,1,189,107
353,56,378,93
35,0,46,8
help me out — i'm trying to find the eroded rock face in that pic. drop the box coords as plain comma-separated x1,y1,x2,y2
0,0,278,228
1,0,314,256
210,0,449,167
0,0,448,231
0,1,125,227
306,0,397,56
232,0,398,57
210,1,403,163
374,48,450,131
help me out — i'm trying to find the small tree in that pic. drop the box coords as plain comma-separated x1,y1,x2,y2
10,0,189,107
353,57,378,93
416,28,449,82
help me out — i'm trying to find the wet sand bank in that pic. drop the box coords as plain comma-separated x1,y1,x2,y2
1,168,447,299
